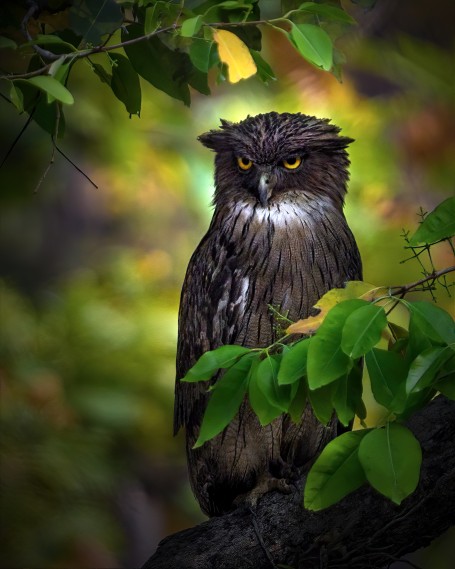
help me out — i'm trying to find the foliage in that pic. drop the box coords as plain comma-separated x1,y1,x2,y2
0,0,357,137
181,198,455,510
0,257,178,566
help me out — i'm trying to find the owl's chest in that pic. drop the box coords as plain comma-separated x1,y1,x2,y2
212,202,342,344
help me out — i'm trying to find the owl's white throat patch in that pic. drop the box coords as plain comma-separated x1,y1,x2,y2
234,197,334,228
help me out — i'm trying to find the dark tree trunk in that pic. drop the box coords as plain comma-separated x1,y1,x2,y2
142,396,455,569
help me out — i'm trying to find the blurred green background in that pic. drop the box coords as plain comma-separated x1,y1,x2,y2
1,1,454,568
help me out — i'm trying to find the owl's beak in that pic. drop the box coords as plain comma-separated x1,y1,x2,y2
258,172,275,207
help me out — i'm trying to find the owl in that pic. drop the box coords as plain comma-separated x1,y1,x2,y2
174,112,362,517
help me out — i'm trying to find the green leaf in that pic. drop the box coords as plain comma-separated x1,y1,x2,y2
110,53,141,116
409,197,455,245
194,354,253,447
304,430,370,510
10,83,24,112
435,374,455,400
18,58,66,137
92,62,112,85
434,354,455,399
308,382,336,425
288,22,333,71
181,344,251,382
122,24,191,105
69,0,123,46
288,378,308,422
278,338,310,385
181,15,203,37
297,2,356,24
342,304,388,358
406,310,433,365
408,301,455,346
358,423,422,505
0,36,17,49
308,299,367,389
249,358,283,426
365,348,408,412
190,38,217,72
406,346,453,394
332,363,363,427
188,67,211,96
21,33,77,52
20,76,74,105
250,50,276,84
144,3,161,35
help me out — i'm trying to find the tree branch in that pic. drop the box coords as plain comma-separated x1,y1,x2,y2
142,396,455,569
390,265,455,296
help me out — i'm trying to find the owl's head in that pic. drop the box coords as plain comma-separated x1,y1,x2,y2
199,112,353,210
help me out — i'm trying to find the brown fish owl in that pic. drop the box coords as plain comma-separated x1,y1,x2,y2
175,112,362,517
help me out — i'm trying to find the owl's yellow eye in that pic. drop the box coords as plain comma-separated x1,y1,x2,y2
237,157,253,171
282,156,302,170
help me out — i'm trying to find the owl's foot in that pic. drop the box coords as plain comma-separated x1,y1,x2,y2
234,471,294,509
270,456,300,483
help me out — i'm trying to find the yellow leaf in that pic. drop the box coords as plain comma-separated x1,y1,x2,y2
286,281,378,335
212,29,256,83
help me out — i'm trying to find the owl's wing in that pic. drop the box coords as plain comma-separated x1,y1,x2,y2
174,229,244,435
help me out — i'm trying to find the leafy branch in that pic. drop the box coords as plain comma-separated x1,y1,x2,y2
179,197,455,512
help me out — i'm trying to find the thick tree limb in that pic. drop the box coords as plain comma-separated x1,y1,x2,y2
142,397,455,569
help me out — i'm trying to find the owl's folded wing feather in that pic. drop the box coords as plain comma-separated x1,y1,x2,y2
174,230,242,435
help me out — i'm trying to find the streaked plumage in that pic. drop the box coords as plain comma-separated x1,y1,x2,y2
175,112,362,516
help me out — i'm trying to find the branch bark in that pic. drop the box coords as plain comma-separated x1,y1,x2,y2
142,396,455,569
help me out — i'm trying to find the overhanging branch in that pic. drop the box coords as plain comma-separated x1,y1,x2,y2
142,396,455,569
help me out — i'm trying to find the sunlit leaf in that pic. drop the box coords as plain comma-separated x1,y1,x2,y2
409,197,455,245
110,53,141,116
21,76,74,105
193,354,253,447
288,22,333,70
341,304,388,358
358,423,422,504
287,281,375,335
212,28,257,83
307,299,367,389
304,430,370,510
181,344,251,383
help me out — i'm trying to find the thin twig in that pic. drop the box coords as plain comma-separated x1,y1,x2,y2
33,104,60,192
21,2,62,61
54,144,98,189
0,109,35,169
1,15,282,81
